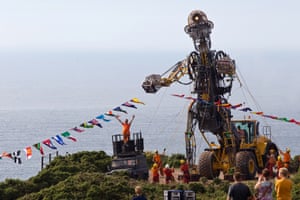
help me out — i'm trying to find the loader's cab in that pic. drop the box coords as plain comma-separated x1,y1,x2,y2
232,119,259,144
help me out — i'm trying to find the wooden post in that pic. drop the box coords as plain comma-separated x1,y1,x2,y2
41,156,44,170
40,151,59,170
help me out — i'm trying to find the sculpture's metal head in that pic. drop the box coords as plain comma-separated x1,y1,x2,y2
184,10,214,52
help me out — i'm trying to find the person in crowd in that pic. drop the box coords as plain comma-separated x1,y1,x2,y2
254,168,273,200
132,185,147,200
163,164,175,184
151,163,159,183
279,148,291,169
276,155,284,178
180,159,190,184
115,115,135,144
275,167,293,200
227,172,255,200
152,150,163,176
265,149,276,178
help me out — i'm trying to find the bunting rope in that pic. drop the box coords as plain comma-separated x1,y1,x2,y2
171,93,300,126
0,97,145,164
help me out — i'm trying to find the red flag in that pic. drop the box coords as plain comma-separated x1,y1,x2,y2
42,139,57,150
1,152,12,159
171,94,185,98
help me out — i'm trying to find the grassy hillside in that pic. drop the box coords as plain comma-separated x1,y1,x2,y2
0,151,299,200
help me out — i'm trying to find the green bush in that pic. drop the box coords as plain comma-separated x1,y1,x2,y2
189,182,206,193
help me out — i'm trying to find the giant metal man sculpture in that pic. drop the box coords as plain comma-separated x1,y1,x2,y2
142,10,236,168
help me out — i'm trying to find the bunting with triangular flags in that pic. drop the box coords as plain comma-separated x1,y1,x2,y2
0,97,147,166
171,93,300,126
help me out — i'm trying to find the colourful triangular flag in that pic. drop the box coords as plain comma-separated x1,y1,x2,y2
239,107,252,112
122,102,137,109
105,110,119,117
88,119,103,128
113,106,127,114
61,131,77,142
12,150,22,164
70,127,85,132
33,143,45,156
24,146,32,160
96,114,111,122
251,112,264,115
130,97,145,105
52,135,66,145
171,94,185,98
80,122,94,128
262,115,278,119
277,117,289,122
184,96,196,100
43,139,57,150
231,103,243,109
217,103,231,108
1,152,12,159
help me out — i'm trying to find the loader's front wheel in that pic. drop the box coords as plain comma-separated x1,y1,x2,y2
198,151,220,179
235,151,257,180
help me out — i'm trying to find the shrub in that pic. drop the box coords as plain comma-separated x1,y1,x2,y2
189,182,206,193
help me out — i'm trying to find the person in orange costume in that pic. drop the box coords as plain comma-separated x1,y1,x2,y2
163,164,175,184
276,156,284,178
116,115,135,144
152,150,163,176
180,159,190,183
151,163,159,183
279,148,291,169
266,149,277,177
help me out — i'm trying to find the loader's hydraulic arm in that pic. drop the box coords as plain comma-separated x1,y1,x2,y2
142,59,190,93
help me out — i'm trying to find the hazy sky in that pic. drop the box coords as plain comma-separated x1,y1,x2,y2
1,1,300,52
0,0,299,111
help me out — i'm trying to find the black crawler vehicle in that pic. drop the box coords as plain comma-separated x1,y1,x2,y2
107,132,149,180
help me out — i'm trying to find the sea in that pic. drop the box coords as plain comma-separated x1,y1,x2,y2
0,95,300,182
0,50,299,181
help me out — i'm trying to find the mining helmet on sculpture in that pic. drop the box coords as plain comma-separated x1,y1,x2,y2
184,10,214,52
